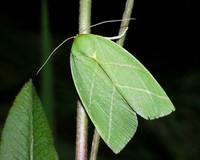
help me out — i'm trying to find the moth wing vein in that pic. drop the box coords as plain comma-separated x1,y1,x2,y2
107,86,116,144
115,84,169,100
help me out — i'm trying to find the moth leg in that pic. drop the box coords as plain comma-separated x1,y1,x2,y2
105,27,128,40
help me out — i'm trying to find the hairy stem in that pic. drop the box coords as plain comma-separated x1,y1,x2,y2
76,101,89,160
76,0,91,160
89,129,101,160
79,0,92,34
117,0,134,46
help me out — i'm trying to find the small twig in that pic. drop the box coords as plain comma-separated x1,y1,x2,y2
117,0,134,46
89,129,101,160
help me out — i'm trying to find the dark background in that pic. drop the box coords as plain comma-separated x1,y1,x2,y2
0,0,200,159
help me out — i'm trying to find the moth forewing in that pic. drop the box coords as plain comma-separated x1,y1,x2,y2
70,34,175,153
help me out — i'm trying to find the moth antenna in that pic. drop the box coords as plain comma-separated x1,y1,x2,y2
36,35,76,75
105,27,129,40
80,18,136,34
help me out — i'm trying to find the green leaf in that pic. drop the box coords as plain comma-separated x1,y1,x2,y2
70,34,175,153
0,79,58,160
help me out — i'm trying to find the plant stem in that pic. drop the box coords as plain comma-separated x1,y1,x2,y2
89,129,101,160
76,0,91,160
76,101,89,160
79,0,92,34
117,0,134,46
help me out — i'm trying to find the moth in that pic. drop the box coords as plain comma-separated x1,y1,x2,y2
70,34,175,153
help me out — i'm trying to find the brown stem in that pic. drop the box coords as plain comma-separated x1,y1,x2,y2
75,101,89,160
89,129,101,160
117,0,134,46
75,0,92,159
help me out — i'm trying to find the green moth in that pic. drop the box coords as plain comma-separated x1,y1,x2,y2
70,34,175,153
